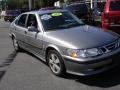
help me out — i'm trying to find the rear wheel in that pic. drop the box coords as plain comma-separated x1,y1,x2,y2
9,19,13,22
47,50,66,76
12,37,21,51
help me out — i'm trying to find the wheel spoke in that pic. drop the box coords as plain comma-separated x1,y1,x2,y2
54,64,60,72
51,54,56,61
49,59,54,64
54,58,59,64
53,64,56,71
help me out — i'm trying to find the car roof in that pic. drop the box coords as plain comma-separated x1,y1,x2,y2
23,8,68,15
65,1,86,6
109,0,120,1
64,3,87,8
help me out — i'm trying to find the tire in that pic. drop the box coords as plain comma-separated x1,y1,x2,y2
47,50,66,76
12,37,21,51
4,19,7,22
9,19,13,22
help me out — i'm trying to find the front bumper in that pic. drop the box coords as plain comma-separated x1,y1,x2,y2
63,47,120,76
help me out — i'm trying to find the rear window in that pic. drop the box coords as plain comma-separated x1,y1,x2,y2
110,1,120,11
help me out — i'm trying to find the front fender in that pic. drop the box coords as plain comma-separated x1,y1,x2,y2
45,44,62,55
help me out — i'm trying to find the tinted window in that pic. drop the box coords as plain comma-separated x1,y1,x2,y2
17,14,27,27
66,4,88,13
27,14,38,28
7,10,20,15
110,1,120,11
40,12,84,31
11,11,21,15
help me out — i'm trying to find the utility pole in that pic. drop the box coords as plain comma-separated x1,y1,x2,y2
0,0,2,13
29,0,32,10
90,0,93,9
4,0,7,10
33,0,35,10
29,0,35,10
0,0,3,10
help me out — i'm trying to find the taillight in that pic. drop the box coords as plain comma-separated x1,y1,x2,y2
104,19,109,23
102,12,109,29
102,13,109,23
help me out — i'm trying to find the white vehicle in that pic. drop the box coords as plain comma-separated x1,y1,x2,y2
1,11,5,17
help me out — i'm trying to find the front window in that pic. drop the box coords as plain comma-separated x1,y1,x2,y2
39,12,84,31
27,14,38,28
17,14,27,27
110,1,120,11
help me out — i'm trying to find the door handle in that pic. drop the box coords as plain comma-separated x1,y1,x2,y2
25,31,27,34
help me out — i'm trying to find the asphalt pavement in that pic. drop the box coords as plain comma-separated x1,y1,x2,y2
0,19,120,90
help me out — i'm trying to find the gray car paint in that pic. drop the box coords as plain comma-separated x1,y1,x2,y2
44,25,118,49
9,10,120,76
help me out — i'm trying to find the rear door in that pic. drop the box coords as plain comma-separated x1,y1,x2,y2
14,14,28,48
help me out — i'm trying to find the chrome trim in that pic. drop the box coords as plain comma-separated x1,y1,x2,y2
100,39,120,54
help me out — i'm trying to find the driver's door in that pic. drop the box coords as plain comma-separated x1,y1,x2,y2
25,14,44,58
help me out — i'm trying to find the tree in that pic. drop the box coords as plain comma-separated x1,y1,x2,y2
6,0,60,10
7,0,28,10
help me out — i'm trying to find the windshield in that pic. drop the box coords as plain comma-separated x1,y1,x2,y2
39,12,84,31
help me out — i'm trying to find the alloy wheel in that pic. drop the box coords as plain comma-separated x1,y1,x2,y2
49,53,61,74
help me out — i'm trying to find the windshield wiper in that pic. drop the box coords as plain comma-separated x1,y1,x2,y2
59,23,85,28
46,23,85,31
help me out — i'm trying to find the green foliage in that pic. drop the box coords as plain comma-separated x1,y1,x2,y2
6,0,60,10
7,0,29,10
34,0,47,9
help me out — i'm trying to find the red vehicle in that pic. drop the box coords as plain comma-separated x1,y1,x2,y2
102,0,120,33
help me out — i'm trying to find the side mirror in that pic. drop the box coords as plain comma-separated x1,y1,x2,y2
28,26,38,32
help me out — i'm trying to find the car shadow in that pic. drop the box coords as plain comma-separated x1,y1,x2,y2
0,71,6,81
62,65,120,88
21,51,120,88
0,50,17,82
25,51,48,65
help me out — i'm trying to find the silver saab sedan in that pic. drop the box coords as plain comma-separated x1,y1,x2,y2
9,8,120,76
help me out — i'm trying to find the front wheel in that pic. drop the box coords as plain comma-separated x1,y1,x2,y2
47,50,66,76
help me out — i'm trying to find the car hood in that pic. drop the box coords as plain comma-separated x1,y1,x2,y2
45,25,119,49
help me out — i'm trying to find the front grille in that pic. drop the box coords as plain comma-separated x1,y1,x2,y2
106,43,117,50
100,40,120,53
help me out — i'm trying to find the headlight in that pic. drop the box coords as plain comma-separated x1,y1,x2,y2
68,48,101,58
